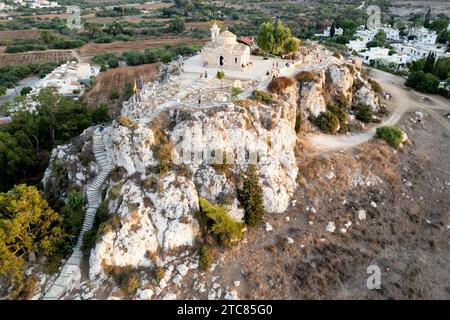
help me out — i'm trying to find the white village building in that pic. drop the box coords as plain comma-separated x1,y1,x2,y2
408,27,438,46
360,47,408,68
25,0,58,8
347,24,449,69
31,61,100,99
315,26,344,38
201,24,251,70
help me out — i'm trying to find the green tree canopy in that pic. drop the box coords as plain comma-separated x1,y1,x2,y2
256,21,275,54
0,184,63,287
240,164,265,226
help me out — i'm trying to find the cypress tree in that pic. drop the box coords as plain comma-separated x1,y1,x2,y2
330,22,336,38
241,164,265,226
424,8,431,28
424,52,436,74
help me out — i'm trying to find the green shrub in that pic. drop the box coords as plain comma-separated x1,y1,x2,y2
198,244,214,270
216,71,225,79
268,76,296,94
376,125,404,149
154,266,164,284
68,190,84,211
240,164,265,226
250,90,273,104
104,266,140,296
152,135,173,176
109,90,120,100
10,275,37,300
122,272,140,295
231,87,243,97
405,71,439,94
354,104,373,123
20,86,32,96
198,198,243,246
315,111,340,134
327,104,347,133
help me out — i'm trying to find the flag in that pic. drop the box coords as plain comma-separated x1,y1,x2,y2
133,80,139,93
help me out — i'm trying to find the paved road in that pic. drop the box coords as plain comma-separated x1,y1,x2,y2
306,68,450,151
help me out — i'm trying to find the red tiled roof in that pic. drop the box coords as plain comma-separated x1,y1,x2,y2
238,37,254,46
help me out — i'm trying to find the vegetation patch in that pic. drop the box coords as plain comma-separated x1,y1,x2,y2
376,126,404,149
250,90,273,104
327,104,347,133
103,265,141,296
354,104,373,123
295,71,316,83
198,244,214,270
240,165,266,226
315,111,340,134
268,76,296,94
152,130,173,176
197,198,243,247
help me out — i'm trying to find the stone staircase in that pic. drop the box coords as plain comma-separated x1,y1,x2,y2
42,129,112,300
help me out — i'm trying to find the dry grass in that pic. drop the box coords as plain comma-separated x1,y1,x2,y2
268,76,296,94
0,50,74,67
83,63,160,113
295,71,316,83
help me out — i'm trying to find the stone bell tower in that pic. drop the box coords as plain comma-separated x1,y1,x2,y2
210,23,220,42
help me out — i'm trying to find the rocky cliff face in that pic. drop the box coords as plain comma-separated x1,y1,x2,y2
42,50,382,285
297,55,380,118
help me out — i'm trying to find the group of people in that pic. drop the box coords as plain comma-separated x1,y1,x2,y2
266,60,293,80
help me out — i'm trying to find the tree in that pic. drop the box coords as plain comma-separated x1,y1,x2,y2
20,87,32,96
257,21,275,55
424,8,431,28
198,198,243,246
406,71,439,93
240,164,265,226
283,37,300,55
40,30,57,44
273,20,291,55
374,30,387,43
330,22,336,37
0,86,6,97
423,52,436,74
0,185,63,289
170,17,186,34
85,22,102,37
433,57,450,80
408,58,426,72
0,131,38,192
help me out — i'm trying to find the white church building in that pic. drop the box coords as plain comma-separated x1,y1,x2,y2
201,24,251,70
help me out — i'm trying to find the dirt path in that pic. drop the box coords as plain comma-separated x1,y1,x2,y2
306,69,450,151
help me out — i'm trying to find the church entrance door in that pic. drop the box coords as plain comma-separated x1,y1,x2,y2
219,55,224,66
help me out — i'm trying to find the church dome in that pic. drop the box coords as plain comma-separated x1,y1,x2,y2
218,30,237,46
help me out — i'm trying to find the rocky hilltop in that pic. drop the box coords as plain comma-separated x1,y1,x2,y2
42,46,383,299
